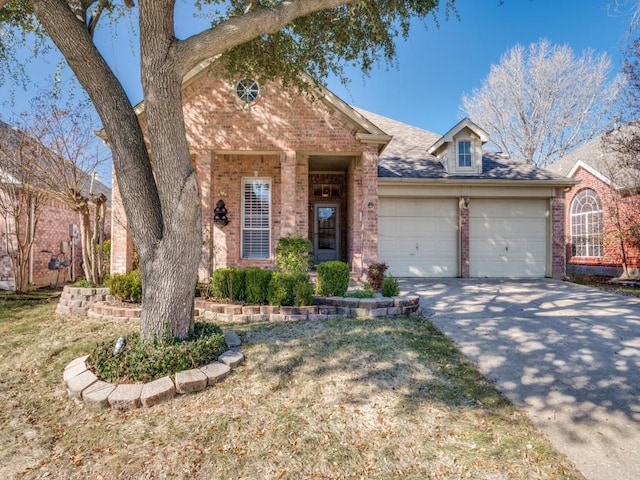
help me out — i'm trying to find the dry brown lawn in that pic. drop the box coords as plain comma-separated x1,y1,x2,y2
0,295,586,479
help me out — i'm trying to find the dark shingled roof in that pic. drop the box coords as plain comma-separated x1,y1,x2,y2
355,109,570,182
548,125,640,191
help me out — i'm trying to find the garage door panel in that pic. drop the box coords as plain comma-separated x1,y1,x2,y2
470,199,547,278
379,198,458,278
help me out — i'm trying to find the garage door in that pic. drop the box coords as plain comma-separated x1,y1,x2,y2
469,199,547,278
378,198,458,277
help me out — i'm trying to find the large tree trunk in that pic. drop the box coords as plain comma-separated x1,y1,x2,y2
33,0,197,341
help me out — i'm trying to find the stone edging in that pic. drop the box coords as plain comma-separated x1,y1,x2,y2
63,331,243,410
87,295,420,323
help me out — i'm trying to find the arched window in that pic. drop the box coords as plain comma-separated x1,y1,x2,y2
570,189,603,257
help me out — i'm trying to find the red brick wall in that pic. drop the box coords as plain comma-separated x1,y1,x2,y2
459,198,470,277
0,193,111,289
565,168,640,273
551,188,567,278
111,64,381,280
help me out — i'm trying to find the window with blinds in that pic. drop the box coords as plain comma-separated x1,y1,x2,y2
242,178,271,259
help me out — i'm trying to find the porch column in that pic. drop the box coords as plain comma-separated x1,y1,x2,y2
110,168,134,274
280,151,308,237
361,151,379,274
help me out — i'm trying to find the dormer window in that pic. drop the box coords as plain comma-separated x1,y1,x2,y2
458,140,471,167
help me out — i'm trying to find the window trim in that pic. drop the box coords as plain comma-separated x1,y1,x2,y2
570,188,603,258
457,140,472,168
241,177,271,260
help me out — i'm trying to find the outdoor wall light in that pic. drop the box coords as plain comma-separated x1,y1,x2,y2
214,199,230,226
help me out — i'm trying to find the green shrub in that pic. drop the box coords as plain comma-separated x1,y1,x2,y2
275,234,313,275
381,275,400,297
293,279,314,307
316,261,350,296
345,285,376,298
72,279,93,288
88,322,226,383
245,268,273,304
230,268,247,302
210,268,233,300
367,262,388,291
108,269,142,302
268,272,308,306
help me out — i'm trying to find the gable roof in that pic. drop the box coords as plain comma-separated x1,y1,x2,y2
427,117,490,155
356,110,574,185
123,57,392,152
548,125,640,191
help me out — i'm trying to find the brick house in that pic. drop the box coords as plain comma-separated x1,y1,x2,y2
549,133,640,278
110,60,573,280
0,120,111,290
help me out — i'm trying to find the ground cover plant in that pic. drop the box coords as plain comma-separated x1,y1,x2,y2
0,294,586,479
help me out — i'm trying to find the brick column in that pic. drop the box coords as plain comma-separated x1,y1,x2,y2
194,151,213,281
551,188,566,279
361,151,379,276
110,168,134,274
294,154,309,237
280,151,297,236
459,197,470,278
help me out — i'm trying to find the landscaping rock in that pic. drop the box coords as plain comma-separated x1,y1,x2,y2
219,350,244,367
82,381,116,409
141,376,176,407
66,370,99,399
108,384,143,409
175,369,208,394
224,330,241,349
199,361,231,385
63,361,88,385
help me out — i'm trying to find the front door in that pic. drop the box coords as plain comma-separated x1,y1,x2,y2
314,204,340,264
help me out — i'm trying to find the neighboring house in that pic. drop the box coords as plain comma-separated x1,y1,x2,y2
0,120,111,290
109,60,574,280
549,131,640,278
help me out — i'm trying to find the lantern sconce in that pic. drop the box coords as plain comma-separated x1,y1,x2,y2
214,199,229,226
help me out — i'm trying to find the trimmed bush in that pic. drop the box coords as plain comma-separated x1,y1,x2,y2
268,272,310,306
293,279,314,307
211,268,247,302
108,269,142,302
367,262,388,291
381,275,400,297
275,234,313,275
245,268,273,304
316,261,350,297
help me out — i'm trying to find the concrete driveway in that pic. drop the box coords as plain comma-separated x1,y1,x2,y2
400,278,640,480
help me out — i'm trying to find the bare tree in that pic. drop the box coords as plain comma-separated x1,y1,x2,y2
461,39,619,168
19,93,110,286
0,122,47,292
600,36,640,279
1,0,455,342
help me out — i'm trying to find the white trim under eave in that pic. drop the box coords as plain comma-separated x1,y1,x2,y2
567,160,616,188
377,177,578,188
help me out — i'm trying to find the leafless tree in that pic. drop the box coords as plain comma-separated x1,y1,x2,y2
461,39,619,168
0,122,47,292
5,93,110,287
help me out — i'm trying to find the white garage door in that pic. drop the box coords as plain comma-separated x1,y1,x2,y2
378,198,458,277
469,199,548,278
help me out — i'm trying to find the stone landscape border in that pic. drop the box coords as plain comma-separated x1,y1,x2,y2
64,331,244,410
87,295,420,323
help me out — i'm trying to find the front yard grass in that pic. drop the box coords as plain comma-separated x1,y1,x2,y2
0,296,585,479
567,274,640,298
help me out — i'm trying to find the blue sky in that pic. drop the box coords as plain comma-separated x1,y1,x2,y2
0,0,636,186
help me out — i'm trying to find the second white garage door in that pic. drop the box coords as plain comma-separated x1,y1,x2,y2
378,198,458,277
469,199,548,278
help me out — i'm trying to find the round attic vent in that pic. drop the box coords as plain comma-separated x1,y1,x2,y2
236,79,260,105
